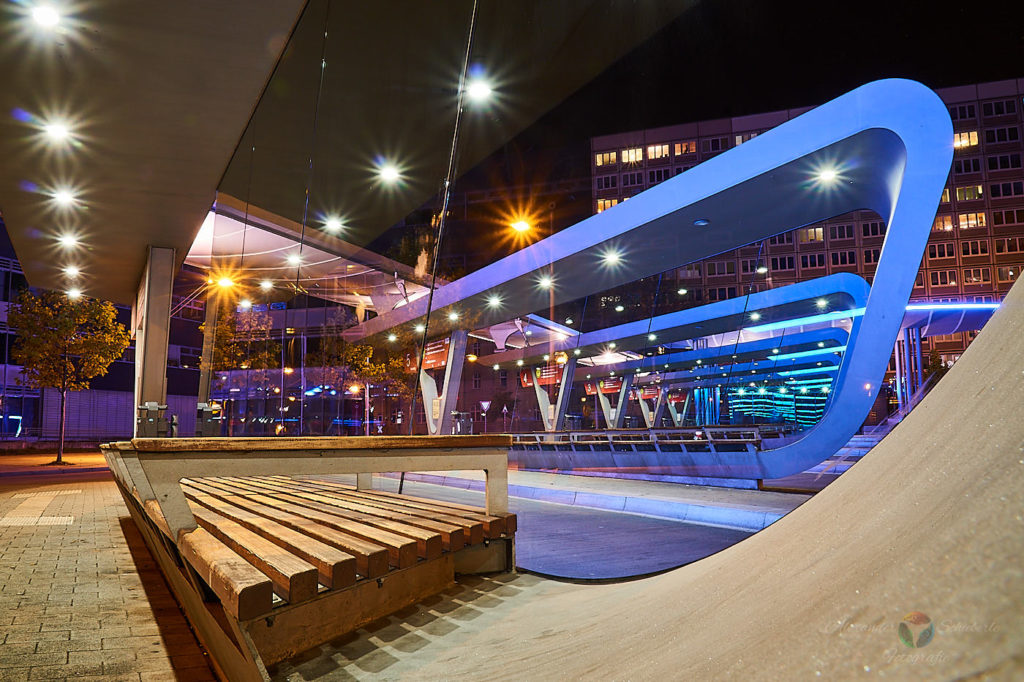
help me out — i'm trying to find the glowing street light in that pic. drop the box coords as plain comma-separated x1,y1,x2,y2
511,220,531,233
756,265,768,274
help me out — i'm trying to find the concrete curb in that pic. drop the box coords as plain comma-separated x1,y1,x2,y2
0,466,110,478
380,472,784,532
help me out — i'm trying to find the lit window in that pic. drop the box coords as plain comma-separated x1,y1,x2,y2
647,144,669,160
933,215,954,232
674,140,697,155
940,188,951,203
798,226,824,243
958,212,986,229
955,185,983,201
621,147,643,164
953,131,979,148
596,198,619,213
595,151,617,166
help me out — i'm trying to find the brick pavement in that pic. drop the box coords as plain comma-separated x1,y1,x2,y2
0,479,216,681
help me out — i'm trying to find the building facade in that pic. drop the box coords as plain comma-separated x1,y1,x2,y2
590,78,1024,372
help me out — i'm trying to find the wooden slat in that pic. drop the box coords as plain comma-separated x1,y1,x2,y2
183,478,389,578
188,504,319,604
182,485,356,589
285,477,503,539
225,478,447,557
261,478,482,546
202,478,418,569
354,485,519,534
218,475,442,561
178,527,274,621
130,434,511,452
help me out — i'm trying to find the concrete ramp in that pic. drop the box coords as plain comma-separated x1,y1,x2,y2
398,281,1024,678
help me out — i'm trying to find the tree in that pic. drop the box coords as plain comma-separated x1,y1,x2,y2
8,291,131,464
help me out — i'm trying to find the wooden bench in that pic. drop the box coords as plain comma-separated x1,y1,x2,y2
102,435,515,682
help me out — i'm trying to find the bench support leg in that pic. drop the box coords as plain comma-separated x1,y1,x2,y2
356,472,372,490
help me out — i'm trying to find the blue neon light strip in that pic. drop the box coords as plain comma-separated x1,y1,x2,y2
777,366,839,377
770,345,847,361
905,303,999,310
745,308,865,333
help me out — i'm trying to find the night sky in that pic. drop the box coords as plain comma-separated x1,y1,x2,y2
418,0,1024,265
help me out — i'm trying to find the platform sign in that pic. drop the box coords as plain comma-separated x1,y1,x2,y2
584,376,623,395
519,364,564,388
405,337,450,373
630,386,661,401
668,393,688,404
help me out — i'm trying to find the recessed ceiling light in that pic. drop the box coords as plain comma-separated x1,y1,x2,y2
52,189,76,206
573,349,581,355
693,218,710,227
647,333,656,341
447,311,459,321
324,217,343,232
43,122,70,142
603,250,621,265
63,265,79,277
487,294,501,308
756,266,768,274
387,334,397,342
818,168,839,183
614,305,624,312
677,288,687,295
414,324,425,333
379,164,400,183
31,5,60,28
511,220,531,232
538,275,553,289
516,360,523,367
66,287,82,299
58,234,78,247
239,299,252,309
259,280,273,291
816,298,828,308
466,80,492,102
750,312,761,321
287,253,302,266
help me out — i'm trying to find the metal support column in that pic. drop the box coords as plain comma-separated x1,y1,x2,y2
532,358,576,433
893,337,904,411
913,326,924,393
419,330,468,435
595,373,634,429
902,328,914,400
132,246,175,436
637,385,667,428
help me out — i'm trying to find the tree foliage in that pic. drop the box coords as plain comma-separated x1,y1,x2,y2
9,290,131,393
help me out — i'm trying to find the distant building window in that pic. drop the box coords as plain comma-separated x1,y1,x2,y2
595,151,617,166
955,185,984,201
740,259,758,273
990,181,1024,198
701,137,728,154
648,168,671,184
831,251,856,266
932,215,954,232
997,266,1019,283
674,165,694,175
622,147,643,163
930,270,957,287
596,175,617,190
960,240,988,256
706,261,735,276
954,158,981,174
958,212,986,229
992,208,1024,226
472,372,481,389
953,131,979,149
677,264,702,278
647,144,669,160
984,127,1020,144
801,253,826,269
499,370,508,387
949,104,976,120
962,267,991,284
798,226,824,243
829,224,854,240
596,198,619,213
928,243,956,260
770,256,794,271
768,232,793,245
995,237,1024,254
622,171,643,187
674,140,697,155
940,188,951,203
862,221,887,237
982,99,1017,117
987,153,1022,171
863,248,881,264
707,287,736,301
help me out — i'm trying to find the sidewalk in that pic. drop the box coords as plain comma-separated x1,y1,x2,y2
375,468,810,532
0,452,109,478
